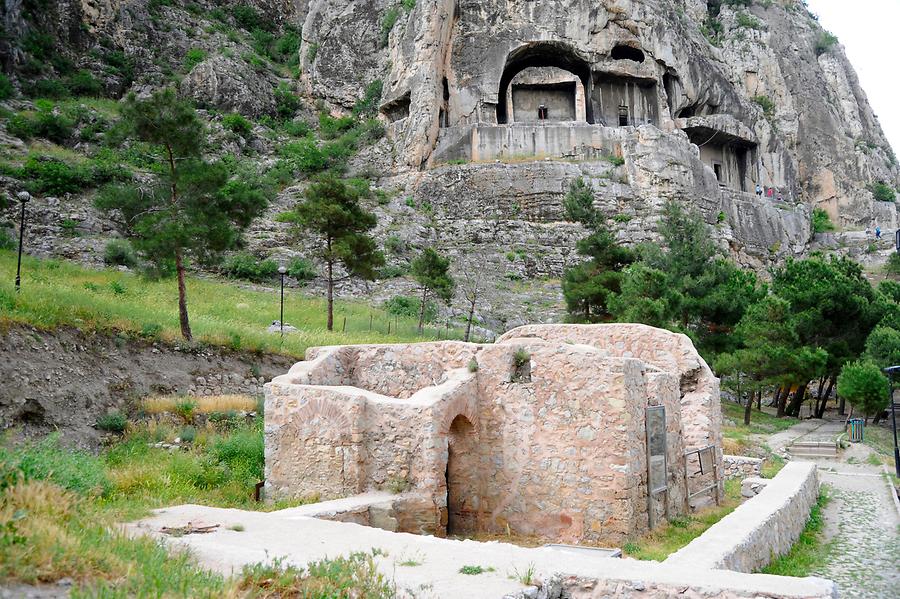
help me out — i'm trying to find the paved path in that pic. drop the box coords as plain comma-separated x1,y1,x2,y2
768,419,900,599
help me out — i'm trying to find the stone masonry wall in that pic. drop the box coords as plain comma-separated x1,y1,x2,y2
723,455,763,480
264,325,712,545
472,341,655,543
665,461,819,573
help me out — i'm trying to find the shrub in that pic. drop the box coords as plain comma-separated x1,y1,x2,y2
6,114,38,140
274,82,300,118
378,264,407,278
8,102,74,143
27,78,70,99
815,31,838,56
837,360,889,416
0,226,15,250
65,69,103,96
513,348,530,368
353,80,383,117
270,30,301,63
811,208,835,234
281,119,312,137
104,239,140,268
17,156,88,195
279,138,327,174
870,182,896,202
735,12,761,30
179,426,197,444
886,253,900,277
183,48,207,71
232,4,265,31
753,95,775,117
209,427,264,479
318,112,356,140
380,7,401,47
223,113,252,137
0,73,14,100
383,295,436,322
97,411,127,433
286,257,316,283
223,252,279,282
468,359,478,373
173,398,198,424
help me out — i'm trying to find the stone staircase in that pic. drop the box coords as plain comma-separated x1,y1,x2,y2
786,439,838,458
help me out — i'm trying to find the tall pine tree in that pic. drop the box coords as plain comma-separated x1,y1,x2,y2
288,175,384,330
96,89,268,340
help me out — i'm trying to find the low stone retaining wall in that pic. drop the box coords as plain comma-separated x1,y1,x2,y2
664,461,819,573
723,454,763,480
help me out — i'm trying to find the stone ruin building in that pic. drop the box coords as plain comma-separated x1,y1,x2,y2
264,324,723,545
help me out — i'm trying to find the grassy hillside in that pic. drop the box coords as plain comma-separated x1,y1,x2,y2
0,250,468,356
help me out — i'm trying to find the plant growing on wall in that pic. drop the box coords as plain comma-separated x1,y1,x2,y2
410,248,454,333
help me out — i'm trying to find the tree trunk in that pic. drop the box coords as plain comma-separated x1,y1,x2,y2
776,386,790,417
464,296,476,343
757,390,762,411
785,384,807,418
175,248,192,341
838,395,846,415
417,286,428,333
744,390,754,426
815,376,836,418
326,257,334,332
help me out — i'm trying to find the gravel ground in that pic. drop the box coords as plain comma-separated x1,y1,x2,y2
770,419,900,599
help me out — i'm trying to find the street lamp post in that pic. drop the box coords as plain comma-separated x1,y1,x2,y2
14,191,30,292
884,365,900,479
278,266,287,337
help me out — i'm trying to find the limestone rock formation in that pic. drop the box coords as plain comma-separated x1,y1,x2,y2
1,0,897,328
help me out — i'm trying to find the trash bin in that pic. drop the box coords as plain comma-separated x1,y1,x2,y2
848,418,864,443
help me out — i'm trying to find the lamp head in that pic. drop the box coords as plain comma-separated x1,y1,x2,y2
16,191,31,203
278,266,287,275
884,365,900,379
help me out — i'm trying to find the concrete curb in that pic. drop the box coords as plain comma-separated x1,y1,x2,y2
881,463,900,519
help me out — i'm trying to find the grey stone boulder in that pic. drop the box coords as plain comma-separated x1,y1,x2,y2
179,55,277,118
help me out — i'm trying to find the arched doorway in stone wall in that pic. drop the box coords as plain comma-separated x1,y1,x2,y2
496,41,594,125
446,414,479,535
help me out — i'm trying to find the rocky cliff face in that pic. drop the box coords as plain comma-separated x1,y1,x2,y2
1,0,897,330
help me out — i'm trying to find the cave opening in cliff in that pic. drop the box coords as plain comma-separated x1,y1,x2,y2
611,44,645,63
497,42,594,124
382,91,411,123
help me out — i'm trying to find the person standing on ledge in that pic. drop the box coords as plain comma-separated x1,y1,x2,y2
755,184,762,196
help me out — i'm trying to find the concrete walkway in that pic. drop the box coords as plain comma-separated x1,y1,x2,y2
125,503,834,598
767,419,900,599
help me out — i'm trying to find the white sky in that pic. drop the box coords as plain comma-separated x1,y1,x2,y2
805,0,900,154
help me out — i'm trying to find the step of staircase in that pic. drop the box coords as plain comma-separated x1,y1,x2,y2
787,440,837,457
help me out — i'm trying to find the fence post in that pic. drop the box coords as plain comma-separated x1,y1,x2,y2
387,320,391,335
342,316,346,332
369,314,373,331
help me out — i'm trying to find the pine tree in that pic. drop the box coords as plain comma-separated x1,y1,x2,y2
410,248,454,333
289,175,384,330
561,179,634,321
96,89,268,340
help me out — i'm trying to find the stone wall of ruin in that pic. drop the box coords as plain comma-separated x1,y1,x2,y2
265,325,715,545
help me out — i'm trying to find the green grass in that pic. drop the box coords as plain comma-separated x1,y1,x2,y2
458,564,495,575
0,414,395,595
622,479,742,561
721,401,797,435
0,250,469,357
862,424,897,459
761,489,832,576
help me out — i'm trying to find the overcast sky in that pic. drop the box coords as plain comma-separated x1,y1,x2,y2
805,0,900,154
